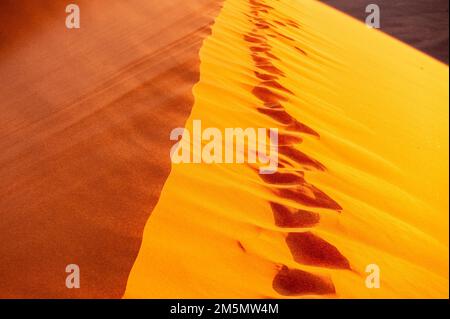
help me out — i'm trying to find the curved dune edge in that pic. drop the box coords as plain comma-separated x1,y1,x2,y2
0,0,222,298
124,0,449,298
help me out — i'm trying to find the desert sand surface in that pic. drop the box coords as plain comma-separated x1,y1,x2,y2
125,0,448,298
322,0,449,64
1,0,448,299
0,0,222,298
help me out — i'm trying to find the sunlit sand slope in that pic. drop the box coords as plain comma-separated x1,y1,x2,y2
125,0,449,298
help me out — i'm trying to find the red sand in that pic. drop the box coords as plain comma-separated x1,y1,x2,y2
0,0,222,298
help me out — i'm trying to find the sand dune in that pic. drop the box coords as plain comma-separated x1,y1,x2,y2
125,0,448,298
0,0,221,298
0,0,448,299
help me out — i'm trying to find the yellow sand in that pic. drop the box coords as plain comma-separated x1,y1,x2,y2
124,0,449,298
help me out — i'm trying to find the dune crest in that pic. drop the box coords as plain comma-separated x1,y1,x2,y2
0,0,222,298
124,0,448,298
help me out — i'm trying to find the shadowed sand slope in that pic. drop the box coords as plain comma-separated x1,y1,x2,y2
125,0,448,298
0,0,222,298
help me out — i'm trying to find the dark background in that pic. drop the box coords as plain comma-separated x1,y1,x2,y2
322,0,449,64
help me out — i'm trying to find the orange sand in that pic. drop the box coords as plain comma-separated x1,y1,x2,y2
125,0,449,298
0,0,222,298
